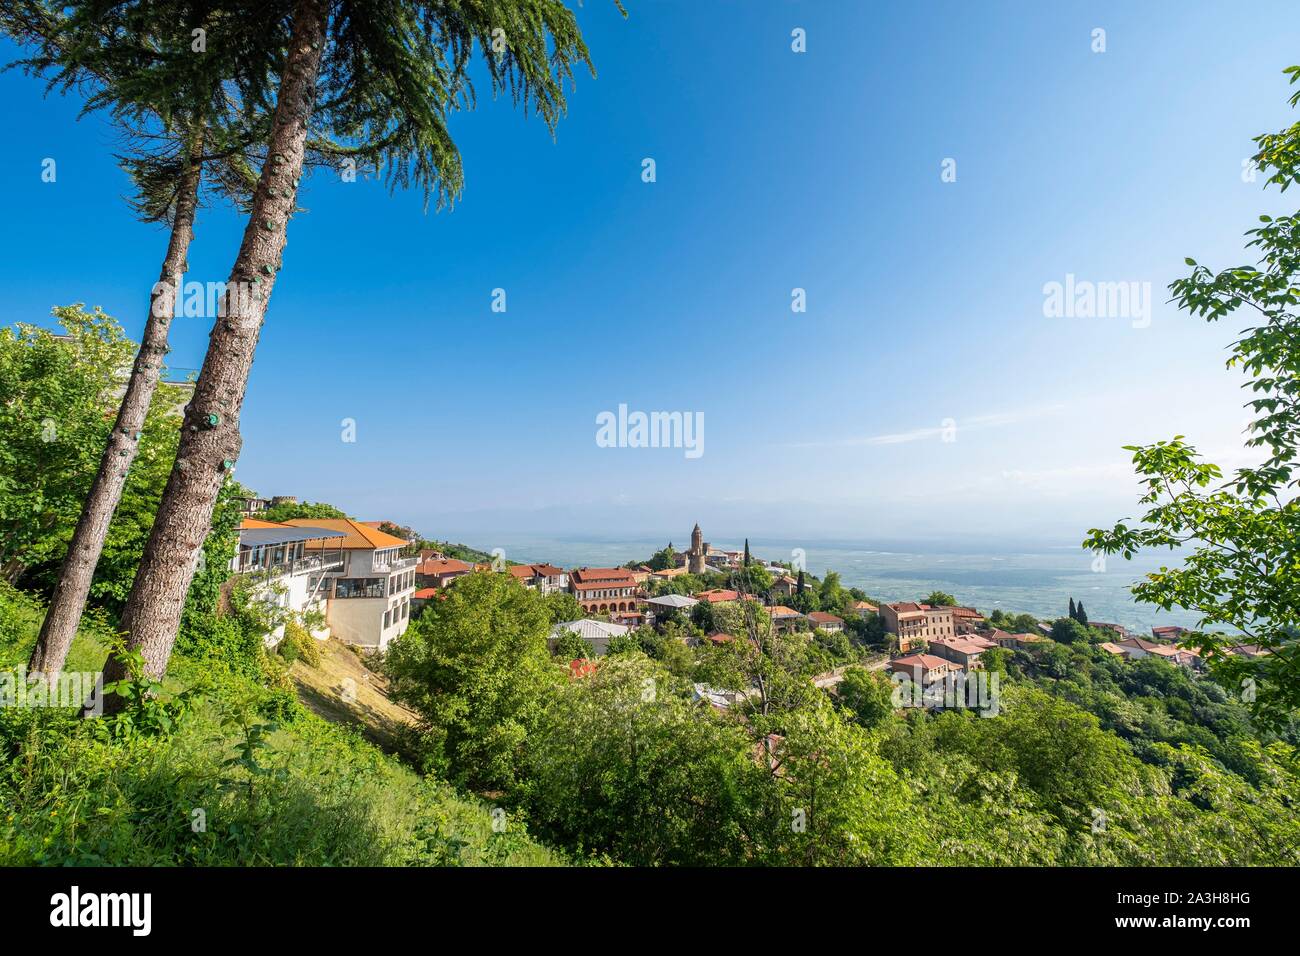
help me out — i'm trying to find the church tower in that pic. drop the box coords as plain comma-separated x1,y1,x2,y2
688,523,706,574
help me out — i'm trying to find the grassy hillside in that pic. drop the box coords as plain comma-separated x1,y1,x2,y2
0,584,563,867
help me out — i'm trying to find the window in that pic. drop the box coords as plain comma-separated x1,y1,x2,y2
335,577,384,599
384,610,391,629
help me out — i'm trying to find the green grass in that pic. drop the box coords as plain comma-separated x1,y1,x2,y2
0,583,563,867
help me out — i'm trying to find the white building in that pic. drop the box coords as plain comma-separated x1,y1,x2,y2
282,518,418,651
507,563,570,595
230,520,347,645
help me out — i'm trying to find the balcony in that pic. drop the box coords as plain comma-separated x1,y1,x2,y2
372,555,418,573
235,551,345,577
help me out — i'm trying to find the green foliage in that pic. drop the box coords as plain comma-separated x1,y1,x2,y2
551,628,592,661
0,585,561,867
259,500,349,523
521,653,758,865
96,637,197,741
0,309,130,582
385,571,560,790
837,666,896,729
0,306,195,608
735,563,773,596
924,590,956,607
278,620,321,668
540,590,583,625
645,544,677,571
1087,69,1300,730
1050,617,1092,645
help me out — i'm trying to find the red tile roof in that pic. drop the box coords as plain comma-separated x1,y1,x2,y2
568,659,598,679
571,566,635,581
695,588,740,603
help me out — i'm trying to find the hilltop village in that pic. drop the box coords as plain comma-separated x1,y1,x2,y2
230,501,1246,697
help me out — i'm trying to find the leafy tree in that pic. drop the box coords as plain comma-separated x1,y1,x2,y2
735,563,772,597
927,686,1157,828
540,590,583,625
521,653,759,865
552,628,591,661
819,571,845,612
1051,617,1090,645
0,308,184,613
924,590,956,607
690,599,716,633
259,500,348,523
752,702,924,866
1087,66,1300,729
837,666,895,729
646,544,677,572
385,572,560,790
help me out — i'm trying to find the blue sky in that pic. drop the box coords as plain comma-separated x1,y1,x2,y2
3,1,1299,547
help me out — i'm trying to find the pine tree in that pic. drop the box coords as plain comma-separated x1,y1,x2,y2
3,0,293,680
1069,597,1077,621
796,569,805,594
1076,602,1088,627
743,539,751,567
106,0,615,693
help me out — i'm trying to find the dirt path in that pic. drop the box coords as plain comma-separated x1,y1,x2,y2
289,638,420,753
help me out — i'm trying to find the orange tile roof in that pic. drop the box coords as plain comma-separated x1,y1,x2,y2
695,588,740,603
651,566,689,578
282,517,409,550
241,517,290,529
418,558,473,575
808,612,844,625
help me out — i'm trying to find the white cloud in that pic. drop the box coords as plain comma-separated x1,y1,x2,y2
784,404,1066,449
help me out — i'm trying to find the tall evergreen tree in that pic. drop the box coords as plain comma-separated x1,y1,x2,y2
796,569,805,594
743,539,751,567
2,0,294,679
1068,597,1077,621
1076,601,1088,627
109,0,615,693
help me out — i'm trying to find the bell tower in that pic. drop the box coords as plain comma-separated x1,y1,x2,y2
688,523,706,574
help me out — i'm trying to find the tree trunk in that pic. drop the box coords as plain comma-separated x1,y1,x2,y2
29,125,205,681
103,0,329,707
